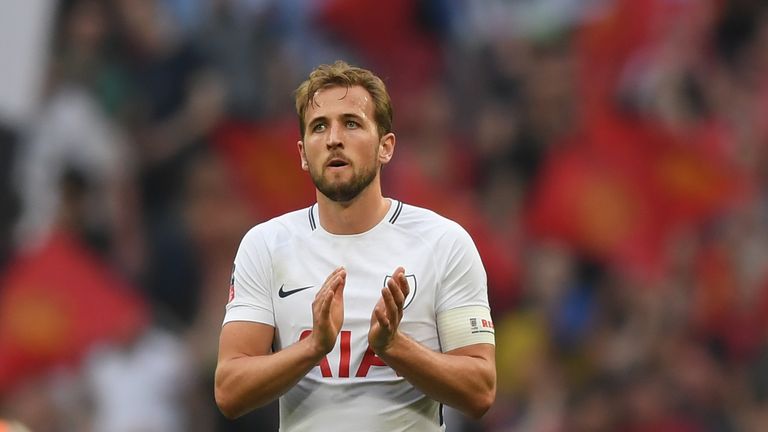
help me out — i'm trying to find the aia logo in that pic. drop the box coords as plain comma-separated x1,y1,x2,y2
299,330,391,378
228,264,236,302
383,274,416,309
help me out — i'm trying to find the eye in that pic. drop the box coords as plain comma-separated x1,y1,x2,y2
312,123,326,133
345,120,359,129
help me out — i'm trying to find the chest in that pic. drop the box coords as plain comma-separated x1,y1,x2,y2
270,233,440,355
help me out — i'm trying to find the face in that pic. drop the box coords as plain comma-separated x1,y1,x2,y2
298,85,394,202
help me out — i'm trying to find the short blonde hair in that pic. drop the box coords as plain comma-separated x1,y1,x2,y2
294,61,393,139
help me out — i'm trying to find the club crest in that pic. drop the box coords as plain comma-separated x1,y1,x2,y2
383,274,417,309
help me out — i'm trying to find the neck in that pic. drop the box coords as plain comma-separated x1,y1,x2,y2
316,178,390,235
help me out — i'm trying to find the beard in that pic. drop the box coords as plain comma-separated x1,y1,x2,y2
309,159,379,203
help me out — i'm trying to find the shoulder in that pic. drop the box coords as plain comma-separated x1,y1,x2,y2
391,201,474,245
240,206,315,248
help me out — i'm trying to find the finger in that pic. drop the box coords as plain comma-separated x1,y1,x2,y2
375,304,390,329
323,270,345,296
316,274,335,300
313,292,325,318
323,266,346,285
392,266,405,280
333,270,347,293
382,287,399,325
313,284,328,313
334,278,346,303
325,267,343,285
391,266,409,296
320,289,334,318
398,272,410,298
387,277,405,309
317,267,344,297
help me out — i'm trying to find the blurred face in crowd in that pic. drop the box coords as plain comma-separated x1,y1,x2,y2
298,85,394,203
66,0,107,53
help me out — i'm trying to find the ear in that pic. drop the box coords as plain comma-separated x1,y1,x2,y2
297,140,309,171
378,132,396,165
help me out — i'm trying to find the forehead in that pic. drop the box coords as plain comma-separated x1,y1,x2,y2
305,85,374,121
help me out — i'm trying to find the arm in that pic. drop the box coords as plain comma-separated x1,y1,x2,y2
378,336,496,419
215,267,346,418
369,268,496,419
215,322,320,418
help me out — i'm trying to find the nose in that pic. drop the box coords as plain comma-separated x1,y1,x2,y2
326,122,343,149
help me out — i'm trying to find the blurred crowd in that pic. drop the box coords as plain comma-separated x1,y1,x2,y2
1,0,767,431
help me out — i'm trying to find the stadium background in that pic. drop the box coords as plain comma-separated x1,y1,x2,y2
1,0,767,430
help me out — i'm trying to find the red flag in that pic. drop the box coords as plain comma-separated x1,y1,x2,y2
526,142,659,273
0,232,148,394
527,114,748,281
213,120,315,219
316,0,441,96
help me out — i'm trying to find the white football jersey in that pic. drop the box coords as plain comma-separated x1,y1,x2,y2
224,200,491,432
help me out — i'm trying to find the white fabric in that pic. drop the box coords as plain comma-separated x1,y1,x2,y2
84,329,191,432
223,199,491,432
436,305,495,352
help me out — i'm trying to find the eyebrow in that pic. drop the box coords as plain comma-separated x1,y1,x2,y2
341,113,365,122
308,113,365,127
307,116,328,128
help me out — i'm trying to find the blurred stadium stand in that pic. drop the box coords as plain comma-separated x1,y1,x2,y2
1,0,767,430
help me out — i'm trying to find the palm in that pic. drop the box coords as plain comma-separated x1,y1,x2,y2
368,298,386,347
329,289,344,334
368,267,409,352
312,268,346,354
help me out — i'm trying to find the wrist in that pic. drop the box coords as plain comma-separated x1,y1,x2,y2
305,333,333,360
373,331,404,358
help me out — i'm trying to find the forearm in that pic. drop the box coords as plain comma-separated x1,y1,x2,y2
376,334,496,419
216,268,347,418
215,336,324,418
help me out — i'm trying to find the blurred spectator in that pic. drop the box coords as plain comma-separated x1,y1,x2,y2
49,0,132,118
12,85,142,276
0,371,87,432
83,327,192,432
108,0,228,325
112,0,224,195
195,0,298,120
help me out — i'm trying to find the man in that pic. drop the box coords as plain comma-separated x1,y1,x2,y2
215,61,496,431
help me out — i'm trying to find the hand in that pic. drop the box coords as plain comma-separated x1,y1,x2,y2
369,266,410,354
310,266,346,356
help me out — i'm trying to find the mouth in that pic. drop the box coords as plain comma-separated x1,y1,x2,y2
325,157,350,169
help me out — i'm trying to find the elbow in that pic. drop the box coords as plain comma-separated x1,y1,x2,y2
214,370,269,419
215,370,252,420
465,392,496,420
215,385,243,420
464,384,496,420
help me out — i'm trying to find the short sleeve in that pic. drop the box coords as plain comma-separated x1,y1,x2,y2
223,225,275,326
435,223,490,314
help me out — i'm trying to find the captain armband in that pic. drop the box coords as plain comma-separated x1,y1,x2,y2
436,305,495,352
